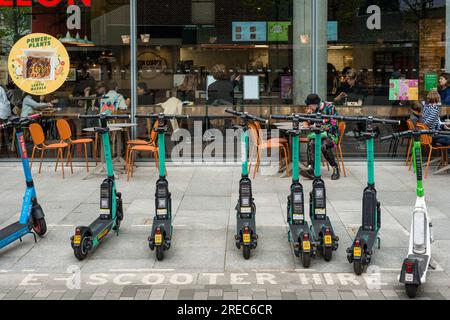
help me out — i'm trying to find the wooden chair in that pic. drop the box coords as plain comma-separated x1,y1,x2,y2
29,123,72,179
127,120,160,181
56,119,97,172
336,121,347,177
249,123,290,179
416,123,450,179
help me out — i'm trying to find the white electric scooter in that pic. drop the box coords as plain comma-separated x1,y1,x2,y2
381,128,450,298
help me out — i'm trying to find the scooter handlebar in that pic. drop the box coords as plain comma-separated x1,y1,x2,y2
271,114,323,123
79,114,131,120
380,129,450,142
318,114,400,125
0,114,41,129
224,109,267,124
135,113,189,120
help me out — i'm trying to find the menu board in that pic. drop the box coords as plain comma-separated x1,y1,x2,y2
268,22,291,42
327,21,338,42
424,73,438,92
280,76,293,100
232,22,267,42
243,75,260,100
8,33,70,95
389,79,419,101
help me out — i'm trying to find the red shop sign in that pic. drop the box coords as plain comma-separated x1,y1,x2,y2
0,0,91,7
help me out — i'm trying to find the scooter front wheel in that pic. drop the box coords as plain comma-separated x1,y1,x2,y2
156,245,164,261
32,218,47,237
353,260,363,275
405,284,419,299
243,246,251,260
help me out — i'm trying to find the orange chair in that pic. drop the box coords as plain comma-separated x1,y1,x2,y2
336,121,347,177
125,118,152,169
249,123,290,179
56,119,97,172
126,120,160,181
29,123,72,179
416,123,450,179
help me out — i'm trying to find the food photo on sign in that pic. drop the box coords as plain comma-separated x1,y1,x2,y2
8,33,70,95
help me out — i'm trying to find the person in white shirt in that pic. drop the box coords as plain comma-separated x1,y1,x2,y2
0,86,11,121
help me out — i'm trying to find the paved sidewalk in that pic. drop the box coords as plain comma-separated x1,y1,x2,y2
0,163,449,300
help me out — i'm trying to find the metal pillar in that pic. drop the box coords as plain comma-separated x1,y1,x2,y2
130,0,137,138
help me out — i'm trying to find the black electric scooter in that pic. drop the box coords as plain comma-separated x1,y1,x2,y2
70,113,130,260
225,109,267,260
306,114,399,274
135,113,188,261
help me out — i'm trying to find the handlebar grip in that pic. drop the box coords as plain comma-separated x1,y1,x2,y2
372,118,400,125
135,114,188,119
271,115,291,120
79,114,99,119
380,133,398,142
224,109,240,116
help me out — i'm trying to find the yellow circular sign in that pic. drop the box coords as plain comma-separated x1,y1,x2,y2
8,33,70,95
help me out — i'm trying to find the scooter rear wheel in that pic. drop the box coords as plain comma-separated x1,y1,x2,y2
32,218,47,237
323,246,333,262
301,251,311,268
405,284,419,299
74,235,89,261
156,245,164,261
243,246,251,260
353,260,363,275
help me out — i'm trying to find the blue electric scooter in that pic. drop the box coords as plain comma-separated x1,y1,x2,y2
0,114,47,252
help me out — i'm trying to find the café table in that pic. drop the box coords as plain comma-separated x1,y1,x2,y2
107,123,138,169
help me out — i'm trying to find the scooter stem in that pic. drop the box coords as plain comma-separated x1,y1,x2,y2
367,137,375,186
314,127,322,178
158,132,166,178
412,139,424,197
292,134,300,182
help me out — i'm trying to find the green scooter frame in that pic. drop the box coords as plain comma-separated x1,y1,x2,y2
271,114,322,268
225,109,266,260
135,113,188,261
70,113,129,261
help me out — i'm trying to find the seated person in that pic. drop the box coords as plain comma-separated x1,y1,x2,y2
410,102,423,127
21,94,54,118
137,82,154,105
301,94,341,181
100,81,129,115
422,90,450,157
207,64,234,106
0,85,11,121
334,68,364,105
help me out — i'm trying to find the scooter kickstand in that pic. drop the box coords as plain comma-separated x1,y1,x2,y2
429,259,437,270
377,237,381,250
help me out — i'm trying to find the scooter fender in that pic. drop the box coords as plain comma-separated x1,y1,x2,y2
71,226,91,248
399,258,422,285
31,203,45,220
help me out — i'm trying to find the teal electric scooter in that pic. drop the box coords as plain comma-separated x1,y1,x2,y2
225,109,267,260
70,113,129,260
270,114,323,267
307,114,399,274
135,113,188,261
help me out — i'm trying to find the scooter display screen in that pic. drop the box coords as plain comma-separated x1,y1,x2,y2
292,193,303,215
157,198,166,209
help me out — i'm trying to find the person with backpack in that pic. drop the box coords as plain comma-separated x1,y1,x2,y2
100,81,129,115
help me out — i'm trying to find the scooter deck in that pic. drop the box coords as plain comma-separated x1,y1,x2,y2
354,226,377,249
289,223,309,243
311,217,334,236
89,217,113,236
0,222,30,249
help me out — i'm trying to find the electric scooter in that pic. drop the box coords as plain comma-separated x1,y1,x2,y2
306,115,340,262
70,113,129,260
270,114,323,267
381,129,450,298
0,114,47,251
225,109,266,260
135,113,188,261
306,114,399,274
